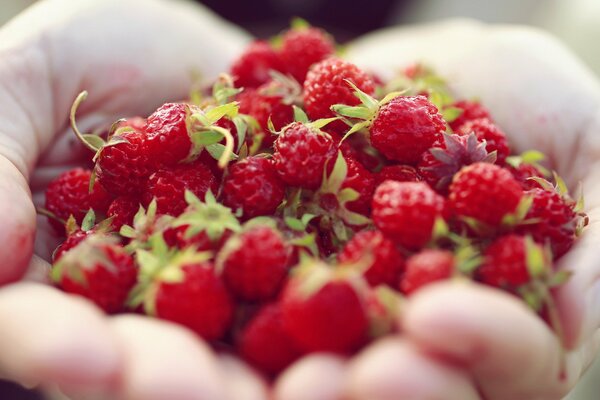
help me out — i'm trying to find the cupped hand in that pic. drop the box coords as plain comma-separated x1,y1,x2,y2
1,3,600,400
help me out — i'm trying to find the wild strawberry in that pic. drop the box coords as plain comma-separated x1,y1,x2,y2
238,303,303,375
448,100,491,131
273,121,337,190
303,58,375,130
231,41,285,88
449,162,523,227
280,25,335,84
505,151,550,190
281,262,368,353
375,165,421,186
142,160,218,217
51,235,136,313
107,196,141,231
238,78,296,135
400,249,455,294
372,181,446,250
218,226,291,301
221,157,285,219
52,229,93,262
478,234,536,288
339,230,405,287
145,103,194,165
133,245,234,341
45,168,113,234
457,118,510,164
418,133,495,192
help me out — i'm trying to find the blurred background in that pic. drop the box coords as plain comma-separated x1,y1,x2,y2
0,0,599,399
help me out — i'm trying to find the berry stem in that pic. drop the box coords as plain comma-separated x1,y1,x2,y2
70,91,99,152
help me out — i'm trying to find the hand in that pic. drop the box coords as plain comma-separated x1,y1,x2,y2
272,20,600,400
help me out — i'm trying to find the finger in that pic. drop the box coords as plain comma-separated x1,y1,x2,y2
403,282,570,400
346,338,479,400
273,354,347,400
109,315,226,400
0,283,121,388
218,355,269,400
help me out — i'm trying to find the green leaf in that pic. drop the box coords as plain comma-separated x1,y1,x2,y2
324,152,347,193
204,102,239,124
341,121,369,141
311,117,339,129
344,79,379,110
285,217,305,232
293,106,309,123
379,91,403,106
81,209,96,232
330,104,372,120
206,143,238,163
190,129,224,146
81,134,106,151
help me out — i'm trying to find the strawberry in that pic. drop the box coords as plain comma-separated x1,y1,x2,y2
281,262,368,353
448,100,491,131
51,234,136,313
145,102,194,165
45,168,113,234
372,181,446,250
231,41,285,88
52,229,93,262
142,160,218,217
273,121,337,190
280,25,335,84
107,196,141,231
505,151,550,190
221,156,285,219
456,118,510,164
303,58,375,131
400,249,455,294
133,244,235,341
339,230,405,287
477,234,537,288
218,226,291,301
375,165,421,186
238,303,303,375
448,162,523,227
418,133,495,192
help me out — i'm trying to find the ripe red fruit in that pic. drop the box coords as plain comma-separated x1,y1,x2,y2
370,96,446,164
375,165,421,186
219,226,291,301
52,235,136,313
281,264,368,353
45,168,113,234
323,155,376,216
145,102,195,165
457,118,510,164
221,157,285,219
401,249,455,294
478,234,534,288
339,230,405,287
152,261,235,341
280,27,335,83
52,229,93,262
449,162,523,227
508,163,546,190
238,81,295,136
517,188,577,258
231,41,285,88
107,196,140,231
142,161,218,216
95,129,158,196
372,181,446,250
448,100,492,131
304,58,375,130
238,303,303,375
273,122,337,190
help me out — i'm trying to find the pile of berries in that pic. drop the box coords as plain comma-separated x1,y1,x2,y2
44,20,587,376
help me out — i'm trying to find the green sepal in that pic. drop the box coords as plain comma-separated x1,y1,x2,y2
524,236,548,279
119,225,137,239
330,105,372,120
285,217,305,232
293,106,309,123
441,106,463,123
81,209,96,232
291,17,310,30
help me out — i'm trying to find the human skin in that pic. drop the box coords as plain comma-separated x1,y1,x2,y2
0,1,599,399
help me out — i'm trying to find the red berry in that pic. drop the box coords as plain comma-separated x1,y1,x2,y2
372,181,446,250
281,265,368,353
401,249,454,294
448,100,491,131
304,58,375,131
517,188,577,258
508,163,546,190
238,82,294,140
339,230,405,287
449,163,523,227
376,165,421,186
370,96,446,164
45,168,113,234
231,41,285,88
95,129,158,196
221,157,285,219
52,229,93,262
457,118,510,164
153,262,234,341
324,156,376,215
238,303,303,375
220,226,291,301
273,122,337,190
280,27,335,84
145,103,193,166
478,234,535,288
107,196,140,231
52,235,136,313
142,161,218,217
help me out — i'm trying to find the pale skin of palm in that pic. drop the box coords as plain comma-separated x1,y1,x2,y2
0,1,599,399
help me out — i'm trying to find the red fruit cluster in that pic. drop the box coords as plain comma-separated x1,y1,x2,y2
44,23,586,378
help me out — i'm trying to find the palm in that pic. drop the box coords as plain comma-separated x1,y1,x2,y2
1,3,599,400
